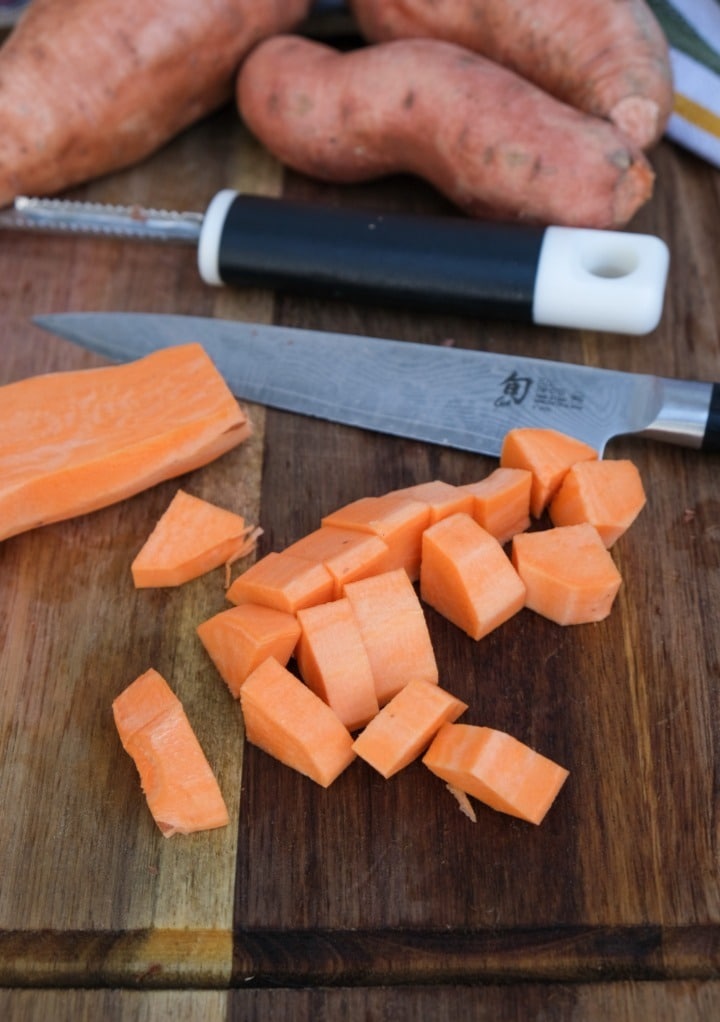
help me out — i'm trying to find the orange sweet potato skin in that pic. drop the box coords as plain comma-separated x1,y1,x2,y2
348,0,673,149
0,0,313,207
236,35,654,228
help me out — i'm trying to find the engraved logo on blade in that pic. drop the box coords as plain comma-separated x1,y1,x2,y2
494,370,533,407
494,370,585,414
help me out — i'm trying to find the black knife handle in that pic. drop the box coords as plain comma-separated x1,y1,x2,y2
198,189,543,321
197,190,669,334
702,384,720,452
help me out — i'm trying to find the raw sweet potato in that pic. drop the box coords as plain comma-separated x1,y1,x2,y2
344,568,438,705
548,459,647,548
131,489,257,588
460,467,532,545
112,668,229,837
352,679,467,779
236,34,655,228
348,0,673,149
0,0,313,206
240,657,356,787
423,722,569,825
512,523,622,625
285,525,390,597
296,597,379,731
226,550,335,613
420,513,526,641
500,428,598,519
197,603,301,698
0,343,250,543
322,493,430,580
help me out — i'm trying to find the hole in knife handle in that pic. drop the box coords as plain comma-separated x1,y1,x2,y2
581,241,640,279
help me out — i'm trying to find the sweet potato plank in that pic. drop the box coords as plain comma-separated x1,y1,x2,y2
0,0,313,206
237,34,655,228
348,0,673,148
0,343,250,542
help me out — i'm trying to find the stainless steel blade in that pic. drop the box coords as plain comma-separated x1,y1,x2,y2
32,312,711,456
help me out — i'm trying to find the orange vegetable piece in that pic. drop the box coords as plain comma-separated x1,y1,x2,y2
420,512,526,640
344,568,438,705
389,480,473,523
112,668,229,837
549,459,647,547
285,525,390,597
512,522,622,624
226,550,335,613
240,657,356,787
131,489,256,588
322,492,430,580
296,597,379,731
460,467,532,544
197,603,301,698
500,427,598,518
423,722,569,825
352,679,468,778
1,343,251,543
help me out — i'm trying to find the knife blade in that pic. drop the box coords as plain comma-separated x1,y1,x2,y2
3,190,669,335
32,312,720,456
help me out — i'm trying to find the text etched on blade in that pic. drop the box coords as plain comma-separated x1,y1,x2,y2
495,371,585,414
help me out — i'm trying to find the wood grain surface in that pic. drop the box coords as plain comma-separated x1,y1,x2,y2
0,93,719,1020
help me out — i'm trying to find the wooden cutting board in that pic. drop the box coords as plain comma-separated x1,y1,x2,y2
0,106,719,1020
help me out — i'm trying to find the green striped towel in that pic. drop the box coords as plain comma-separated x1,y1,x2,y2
650,0,720,166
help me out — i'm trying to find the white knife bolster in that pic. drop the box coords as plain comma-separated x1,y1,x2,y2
197,189,238,286
532,226,670,335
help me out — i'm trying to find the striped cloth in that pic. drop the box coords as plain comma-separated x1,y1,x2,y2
650,0,720,166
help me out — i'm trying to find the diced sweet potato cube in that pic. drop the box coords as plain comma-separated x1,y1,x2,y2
344,568,438,705
197,603,301,698
423,722,569,825
389,480,473,523
500,427,598,518
511,522,622,624
420,513,526,640
322,492,430,580
285,525,390,597
226,550,334,613
460,467,532,544
296,597,379,731
549,459,646,547
240,657,356,787
352,679,467,778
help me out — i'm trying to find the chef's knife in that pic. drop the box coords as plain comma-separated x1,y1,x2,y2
33,312,719,456
3,191,669,335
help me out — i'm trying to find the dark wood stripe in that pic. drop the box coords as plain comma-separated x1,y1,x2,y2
2,926,719,988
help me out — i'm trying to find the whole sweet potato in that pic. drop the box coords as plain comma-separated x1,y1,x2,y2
348,0,673,150
236,35,654,229
0,0,313,207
